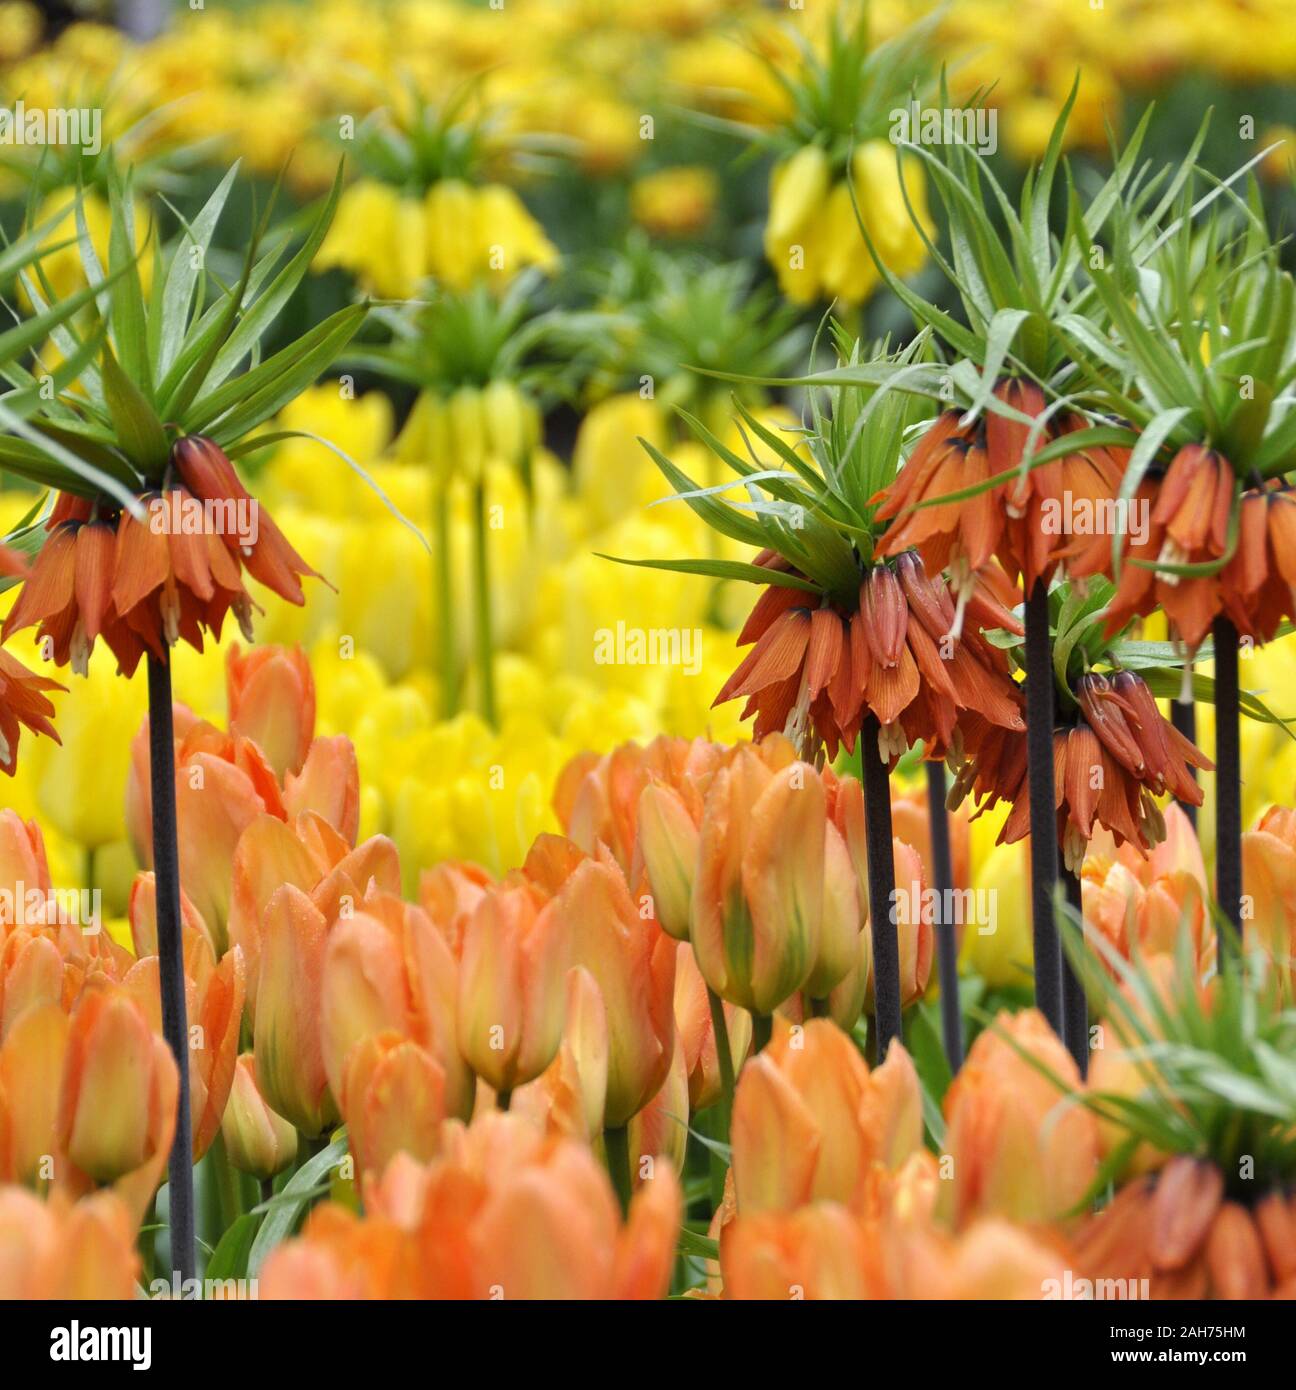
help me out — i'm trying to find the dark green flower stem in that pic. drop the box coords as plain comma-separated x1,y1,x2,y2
1025,581,1063,1037
147,653,195,1285
605,1124,632,1216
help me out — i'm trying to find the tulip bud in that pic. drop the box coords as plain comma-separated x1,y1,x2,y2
636,782,698,941
821,923,872,1032
227,643,316,779
943,1008,1099,1228
255,884,338,1137
222,1053,298,1180
227,813,331,1013
691,750,825,1014
552,851,676,1128
890,780,971,910
56,984,178,1221
457,1114,682,1299
833,778,933,1007
58,986,166,1183
456,884,569,1097
512,966,609,1141
418,860,492,955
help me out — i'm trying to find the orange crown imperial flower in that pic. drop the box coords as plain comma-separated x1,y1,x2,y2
3,437,322,677
1104,444,1236,650
952,669,1211,872
874,383,1127,596
1218,483,1296,646
715,549,1024,766
0,541,62,776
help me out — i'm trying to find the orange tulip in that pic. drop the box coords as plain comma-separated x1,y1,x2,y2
127,870,216,958
320,888,472,1123
721,1203,873,1300
229,814,400,1011
342,1031,448,1187
456,883,570,1098
691,747,830,1014
418,860,493,955
943,1008,1099,1229
887,1214,1067,1300
730,1018,922,1214
0,1188,138,1299
254,883,338,1136
221,1053,298,1180
123,891,245,1162
550,847,676,1128
890,779,970,893
56,981,178,1221
0,809,52,924
557,735,722,874
262,1114,682,1300
1242,804,1296,1000
512,966,609,1142
127,705,278,952
1083,802,1213,981
128,690,363,954
283,736,360,845
0,1002,68,1186
833,777,934,1007
226,642,315,779
0,925,62,1041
